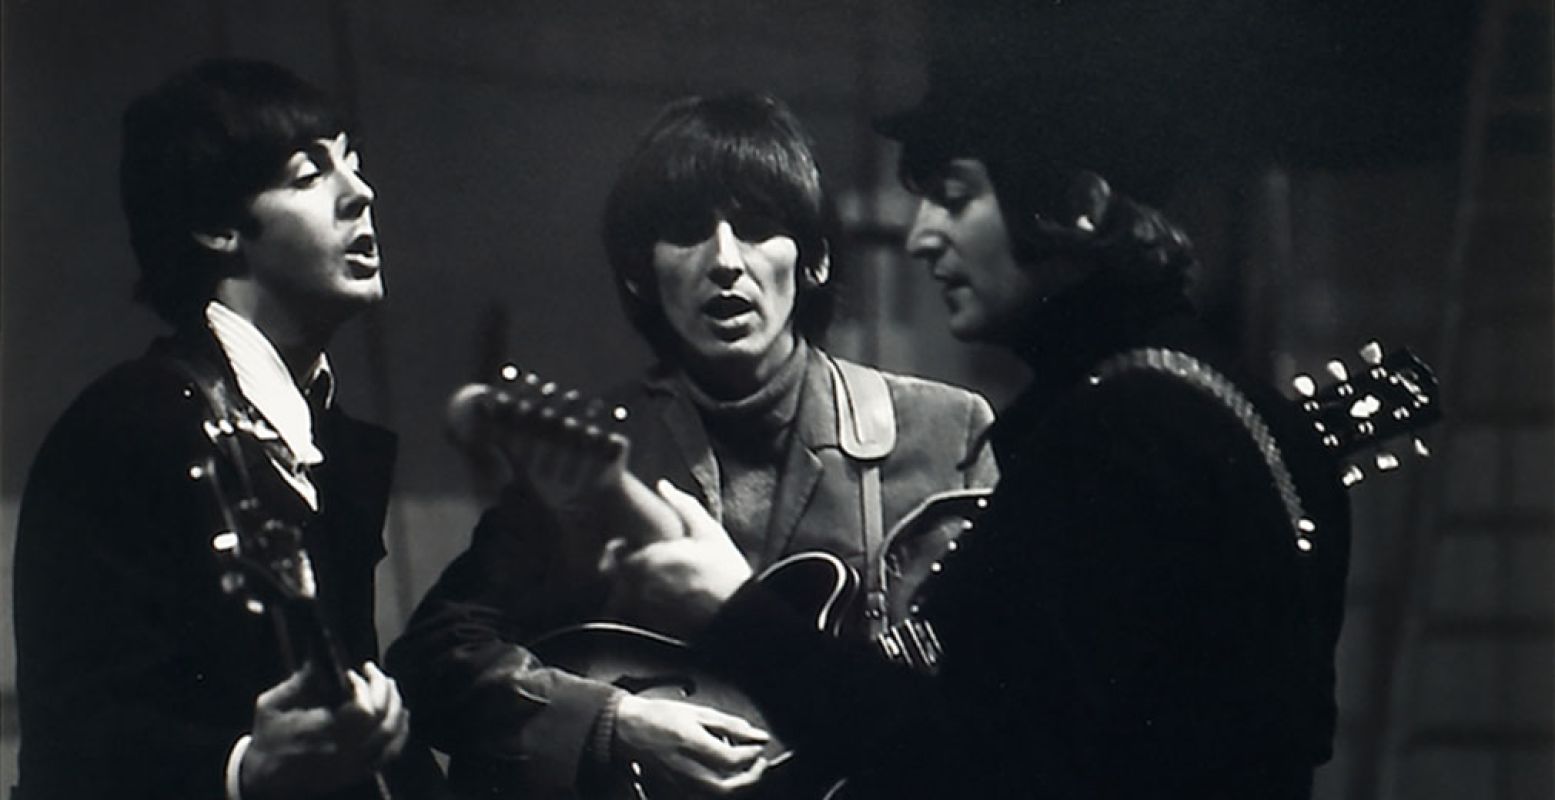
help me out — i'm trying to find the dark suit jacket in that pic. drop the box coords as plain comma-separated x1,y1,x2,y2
693,290,1351,799
385,349,997,795
13,328,441,799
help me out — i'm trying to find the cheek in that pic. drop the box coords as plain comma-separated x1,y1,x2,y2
650,251,700,324
253,206,328,258
755,241,801,305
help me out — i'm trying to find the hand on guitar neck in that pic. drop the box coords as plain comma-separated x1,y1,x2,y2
242,662,410,800
447,376,681,546
196,414,411,800
447,371,753,634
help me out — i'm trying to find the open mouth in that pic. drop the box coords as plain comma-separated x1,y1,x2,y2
703,294,755,321
345,233,380,271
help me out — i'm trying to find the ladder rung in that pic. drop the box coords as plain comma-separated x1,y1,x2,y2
1406,726,1554,752
1421,615,1554,640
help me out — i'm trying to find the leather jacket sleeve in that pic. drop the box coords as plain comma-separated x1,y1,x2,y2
385,489,622,792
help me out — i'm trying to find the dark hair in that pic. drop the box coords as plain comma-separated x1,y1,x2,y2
602,92,834,357
894,126,1195,295
120,58,353,326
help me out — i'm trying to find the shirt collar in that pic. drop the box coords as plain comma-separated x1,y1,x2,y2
204,301,328,468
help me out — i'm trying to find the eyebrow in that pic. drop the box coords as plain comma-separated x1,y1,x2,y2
296,138,355,166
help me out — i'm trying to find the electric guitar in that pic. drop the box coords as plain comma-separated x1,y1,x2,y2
446,368,987,798
191,404,399,800
868,340,1444,673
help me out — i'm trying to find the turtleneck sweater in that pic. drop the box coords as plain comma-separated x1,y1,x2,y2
677,339,810,566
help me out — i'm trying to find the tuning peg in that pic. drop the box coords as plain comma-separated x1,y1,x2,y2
1326,359,1350,382
611,405,629,422
212,531,239,553
1414,438,1431,457
1292,374,1317,398
498,363,521,382
1341,464,1366,487
1350,394,1382,419
188,464,207,481
1375,451,1400,471
1360,340,1384,366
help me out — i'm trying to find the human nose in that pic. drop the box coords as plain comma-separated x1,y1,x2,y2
906,200,948,264
337,168,375,220
709,219,745,285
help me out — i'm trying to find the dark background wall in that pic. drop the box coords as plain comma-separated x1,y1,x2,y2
2,1,1549,798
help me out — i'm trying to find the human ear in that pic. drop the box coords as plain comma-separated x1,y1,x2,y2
1066,171,1112,236
803,246,831,287
190,228,241,254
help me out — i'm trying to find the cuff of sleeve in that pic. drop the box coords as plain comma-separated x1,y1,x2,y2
514,670,624,791
585,690,626,775
225,734,253,800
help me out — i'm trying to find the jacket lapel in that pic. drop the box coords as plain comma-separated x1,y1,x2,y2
642,376,724,523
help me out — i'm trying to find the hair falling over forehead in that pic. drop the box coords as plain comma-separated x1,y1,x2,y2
603,91,837,356
611,93,825,265
120,58,355,326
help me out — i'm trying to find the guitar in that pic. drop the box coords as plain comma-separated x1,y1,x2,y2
447,368,987,798
871,340,1442,673
1290,340,1441,485
191,406,398,800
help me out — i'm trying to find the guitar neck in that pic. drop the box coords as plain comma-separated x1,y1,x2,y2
274,596,357,706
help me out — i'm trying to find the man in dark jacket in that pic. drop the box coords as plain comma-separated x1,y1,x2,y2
605,80,1353,798
13,59,443,799
385,92,997,798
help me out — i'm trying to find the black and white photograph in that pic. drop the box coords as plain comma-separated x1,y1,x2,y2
2,1,1550,798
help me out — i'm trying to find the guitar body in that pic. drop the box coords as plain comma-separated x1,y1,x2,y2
877,489,992,630
451,552,858,800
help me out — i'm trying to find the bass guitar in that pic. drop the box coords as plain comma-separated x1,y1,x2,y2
192,403,402,799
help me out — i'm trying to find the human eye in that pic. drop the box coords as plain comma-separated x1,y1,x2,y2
658,212,716,247
286,154,324,188
728,211,786,242
930,179,971,212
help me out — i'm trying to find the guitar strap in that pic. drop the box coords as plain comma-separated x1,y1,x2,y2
1088,347,1319,554
827,356,897,638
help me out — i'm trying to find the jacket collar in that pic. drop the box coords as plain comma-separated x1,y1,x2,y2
641,348,840,565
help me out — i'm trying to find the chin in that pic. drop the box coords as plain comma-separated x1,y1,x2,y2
344,278,386,304
945,313,987,343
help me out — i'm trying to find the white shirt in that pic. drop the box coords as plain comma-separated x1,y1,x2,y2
204,301,333,511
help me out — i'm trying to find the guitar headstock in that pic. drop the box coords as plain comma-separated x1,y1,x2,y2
447,363,632,501
190,415,318,615
1290,340,1442,487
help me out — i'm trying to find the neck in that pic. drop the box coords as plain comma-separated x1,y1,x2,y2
1011,274,1195,388
683,333,801,401
213,285,335,385
680,339,809,437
